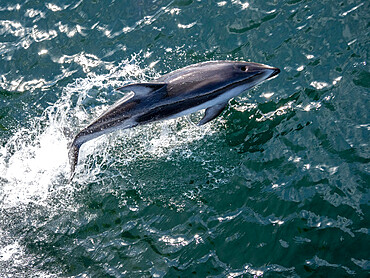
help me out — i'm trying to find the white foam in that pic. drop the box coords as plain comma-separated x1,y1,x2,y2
0,57,216,207
0,124,69,208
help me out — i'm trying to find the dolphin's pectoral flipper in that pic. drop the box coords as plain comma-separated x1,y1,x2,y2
198,102,228,126
116,82,167,97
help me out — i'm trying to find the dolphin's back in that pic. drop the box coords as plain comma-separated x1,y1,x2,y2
157,61,240,98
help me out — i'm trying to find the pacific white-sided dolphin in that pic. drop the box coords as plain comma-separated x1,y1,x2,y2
69,60,280,176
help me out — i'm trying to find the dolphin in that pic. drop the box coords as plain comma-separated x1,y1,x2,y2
69,60,280,176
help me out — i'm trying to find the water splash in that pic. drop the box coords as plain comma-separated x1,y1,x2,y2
0,56,215,208
0,57,213,276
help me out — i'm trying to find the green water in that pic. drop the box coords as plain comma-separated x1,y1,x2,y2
0,0,369,277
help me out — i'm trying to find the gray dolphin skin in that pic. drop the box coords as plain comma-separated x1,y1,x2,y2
69,60,280,177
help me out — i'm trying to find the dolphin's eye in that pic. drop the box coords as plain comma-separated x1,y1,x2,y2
240,65,247,71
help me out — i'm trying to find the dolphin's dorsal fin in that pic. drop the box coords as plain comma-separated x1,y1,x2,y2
198,102,228,126
116,82,166,97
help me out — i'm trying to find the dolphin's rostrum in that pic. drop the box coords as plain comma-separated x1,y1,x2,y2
69,60,280,177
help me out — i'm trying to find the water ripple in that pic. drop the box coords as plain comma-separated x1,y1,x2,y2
0,0,369,277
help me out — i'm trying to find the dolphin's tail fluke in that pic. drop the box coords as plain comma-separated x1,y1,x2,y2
69,140,81,181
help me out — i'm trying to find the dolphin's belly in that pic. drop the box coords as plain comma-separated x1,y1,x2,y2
136,84,249,124
166,85,249,120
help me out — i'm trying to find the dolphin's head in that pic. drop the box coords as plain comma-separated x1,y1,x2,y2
205,61,280,89
161,60,280,96
226,61,280,91
230,61,280,80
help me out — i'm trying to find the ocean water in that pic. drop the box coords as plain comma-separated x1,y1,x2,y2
0,0,369,277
